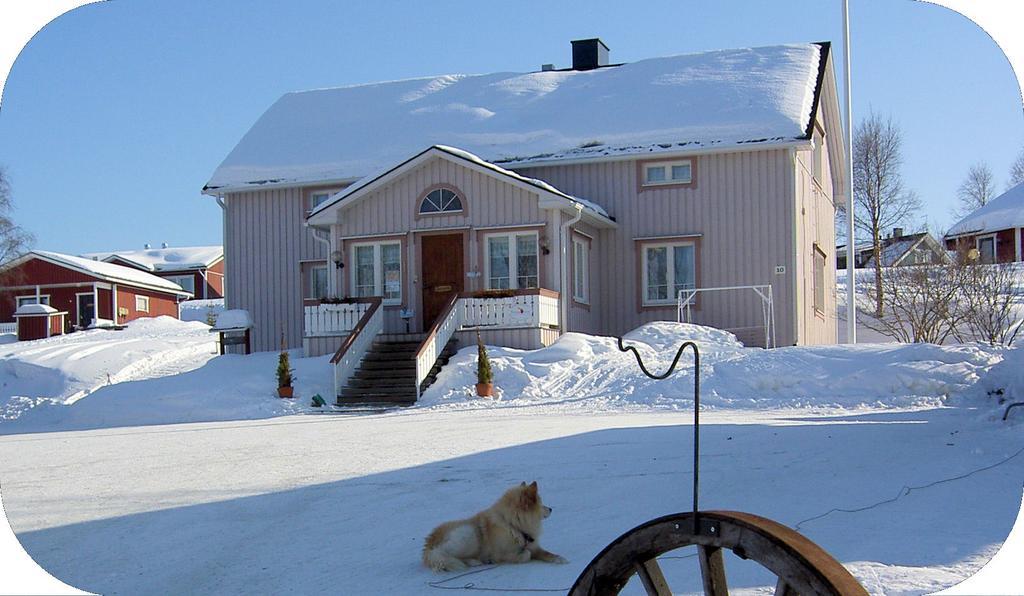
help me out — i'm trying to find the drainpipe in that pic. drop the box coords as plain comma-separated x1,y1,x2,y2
215,195,228,307
559,204,584,333
309,225,335,296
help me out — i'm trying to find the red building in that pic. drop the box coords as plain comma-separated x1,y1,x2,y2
82,245,224,300
945,183,1024,264
0,250,193,331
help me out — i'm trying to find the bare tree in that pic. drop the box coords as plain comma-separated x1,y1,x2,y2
860,261,966,344
843,111,920,316
953,163,996,219
0,167,34,284
1009,148,1024,190
958,261,1024,346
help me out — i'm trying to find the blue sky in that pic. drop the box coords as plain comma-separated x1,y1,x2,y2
0,0,1021,255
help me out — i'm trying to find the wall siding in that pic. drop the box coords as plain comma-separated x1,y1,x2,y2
517,149,800,346
225,186,327,352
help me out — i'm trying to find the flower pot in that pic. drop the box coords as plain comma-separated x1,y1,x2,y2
475,383,494,397
278,386,294,398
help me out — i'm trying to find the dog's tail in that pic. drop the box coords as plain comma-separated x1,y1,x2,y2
422,544,468,573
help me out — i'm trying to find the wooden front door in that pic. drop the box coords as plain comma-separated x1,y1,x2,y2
420,234,464,330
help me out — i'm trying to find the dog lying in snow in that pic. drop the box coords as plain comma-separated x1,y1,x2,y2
422,481,567,572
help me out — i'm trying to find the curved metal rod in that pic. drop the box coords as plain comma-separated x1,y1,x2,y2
616,337,701,532
1004,401,1024,421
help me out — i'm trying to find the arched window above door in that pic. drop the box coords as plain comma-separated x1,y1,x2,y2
419,188,463,215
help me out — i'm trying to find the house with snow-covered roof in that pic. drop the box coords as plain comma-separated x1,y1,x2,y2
837,228,948,269
945,182,1024,263
203,39,846,404
0,250,193,332
82,245,224,300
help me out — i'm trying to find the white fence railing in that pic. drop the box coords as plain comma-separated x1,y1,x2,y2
304,302,371,337
677,284,776,349
332,301,383,398
461,292,560,329
0,322,16,334
415,296,462,401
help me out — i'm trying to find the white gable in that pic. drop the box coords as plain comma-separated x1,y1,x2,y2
206,44,822,192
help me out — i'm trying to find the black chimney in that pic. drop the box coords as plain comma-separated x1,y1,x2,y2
571,38,609,71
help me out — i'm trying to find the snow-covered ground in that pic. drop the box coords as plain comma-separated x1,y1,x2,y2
1,318,1023,594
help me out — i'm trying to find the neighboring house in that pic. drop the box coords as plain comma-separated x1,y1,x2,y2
0,250,193,331
82,245,225,300
837,228,948,269
203,39,845,403
945,182,1024,263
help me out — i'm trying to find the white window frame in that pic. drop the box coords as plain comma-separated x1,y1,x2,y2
165,274,195,295
349,240,402,305
310,263,329,300
642,159,693,187
484,231,539,290
977,234,997,264
418,188,464,215
641,241,697,306
135,295,150,312
813,244,826,315
572,236,589,304
15,294,50,308
309,191,335,212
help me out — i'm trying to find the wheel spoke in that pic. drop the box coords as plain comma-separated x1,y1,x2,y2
634,558,672,596
774,577,798,595
698,545,729,596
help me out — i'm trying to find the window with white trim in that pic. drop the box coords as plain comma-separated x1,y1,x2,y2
135,295,150,312
642,242,696,305
311,192,332,210
572,237,589,303
485,232,539,290
351,241,402,304
419,188,463,215
642,159,693,186
813,245,826,313
16,295,50,308
978,235,996,264
302,262,330,299
165,274,195,295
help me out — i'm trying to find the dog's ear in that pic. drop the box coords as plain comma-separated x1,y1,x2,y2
527,481,538,496
521,481,527,487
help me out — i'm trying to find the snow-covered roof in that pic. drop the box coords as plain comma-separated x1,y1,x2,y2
13,251,193,297
206,43,824,192
14,303,59,316
308,145,613,226
947,182,1024,237
82,246,223,272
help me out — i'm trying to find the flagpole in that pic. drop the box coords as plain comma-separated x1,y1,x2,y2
843,0,856,343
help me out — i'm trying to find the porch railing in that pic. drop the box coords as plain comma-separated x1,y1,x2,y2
329,298,383,398
0,322,16,334
304,301,372,337
460,289,560,329
414,293,462,401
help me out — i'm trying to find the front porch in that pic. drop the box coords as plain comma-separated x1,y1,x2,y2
303,289,561,404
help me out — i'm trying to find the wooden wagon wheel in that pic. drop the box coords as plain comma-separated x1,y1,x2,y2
569,510,868,596
588,339,869,595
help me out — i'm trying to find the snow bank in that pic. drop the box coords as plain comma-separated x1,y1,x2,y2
422,322,1002,411
179,299,225,324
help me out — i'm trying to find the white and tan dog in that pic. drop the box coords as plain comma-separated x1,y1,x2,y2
423,481,567,572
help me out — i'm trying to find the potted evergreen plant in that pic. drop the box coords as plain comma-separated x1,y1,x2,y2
475,330,494,397
277,349,295,398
